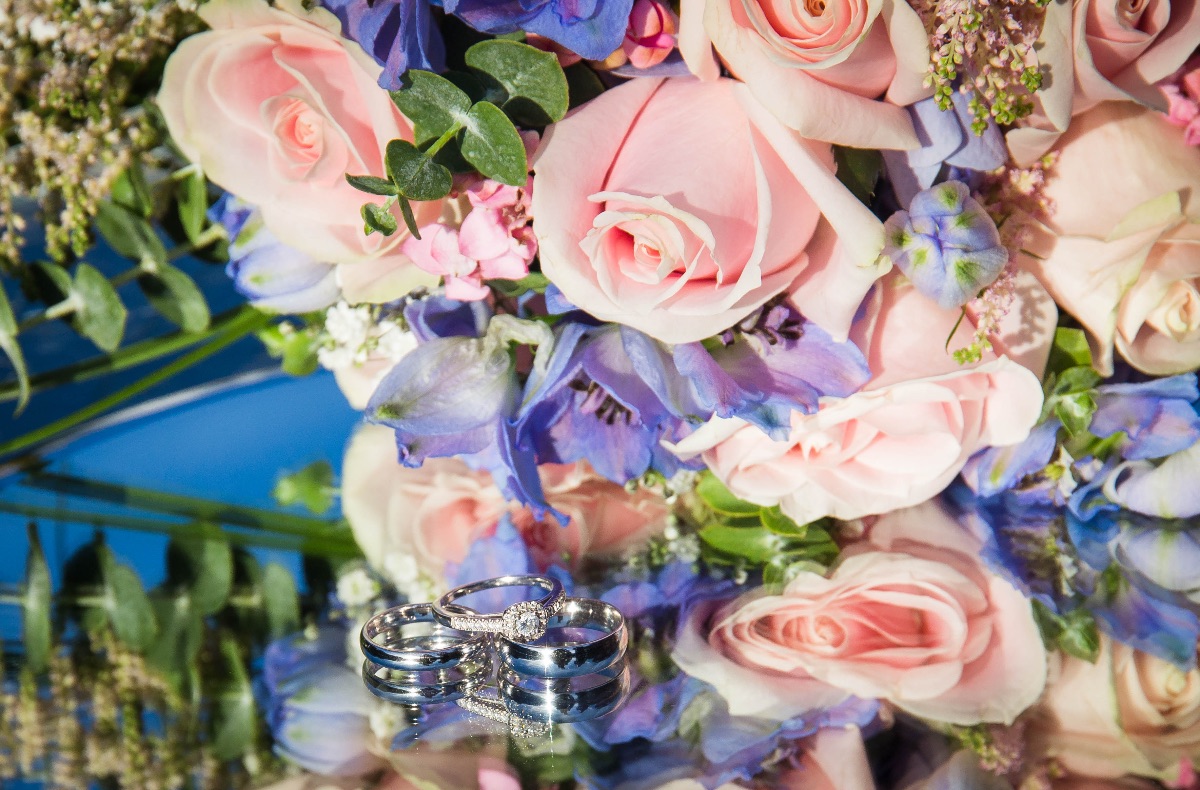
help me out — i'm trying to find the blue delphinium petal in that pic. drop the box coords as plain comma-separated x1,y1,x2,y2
1091,582,1200,669
226,240,340,314
404,295,490,341
444,0,633,60
1113,522,1200,595
961,420,1060,497
322,0,445,90
1092,374,1200,460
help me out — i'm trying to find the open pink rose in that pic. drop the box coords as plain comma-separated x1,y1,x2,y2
533,77,889,344
1019,103,1200,375
159,0,443,303
677,0,927,148
341,425,668,586
673,500,1047,725
1032,634,1200,784
670,273,1051,523
1007,0,1200,161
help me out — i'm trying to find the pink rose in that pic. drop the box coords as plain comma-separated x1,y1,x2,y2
673,500,1047,725
159,0,443,303
533,77,890,344
1032,634,1200,784
1007,0,1200,161
1162,55,1200,145
670,273,1051,523
676,0,927,148
623,0,679,70
1019,103,1200,375
341,425,668,587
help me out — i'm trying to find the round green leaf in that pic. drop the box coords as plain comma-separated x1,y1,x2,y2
464,40,569,125
22,525,52,674
144,591,203,690
166,523,233,617
460,102,528,187
73,263,128,353
98,545,158,651
263,562,300,639
385,140,453,202
139,263,211,333
209,637,256,760
391,70,472,144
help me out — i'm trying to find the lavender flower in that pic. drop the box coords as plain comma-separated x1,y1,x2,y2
883,181,1008,310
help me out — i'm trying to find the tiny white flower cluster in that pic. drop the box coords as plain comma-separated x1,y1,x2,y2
336,566,381,608
316,301,417,372
383,551,437,604
662,519,701,563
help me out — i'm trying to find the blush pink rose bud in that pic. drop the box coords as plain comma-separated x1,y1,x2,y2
1161,55,1200,146
623,0,678,70
672,500,1047,725
1018,102,1200,375
669,273,1051,524
676,0,926,148
533,77,890,345
158,0,444,304
1031,634,1200,784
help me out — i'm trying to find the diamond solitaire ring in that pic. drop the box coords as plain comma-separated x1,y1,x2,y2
432,574,566,643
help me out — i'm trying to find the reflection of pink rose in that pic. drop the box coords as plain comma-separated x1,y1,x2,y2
1019,103,1200,375
1007,0,1200,161
1033,633,1200,784
673,501,1047,725
671,274,1050,523
342,425,668,585
677,0,927,148
534,76,890,345
159,0,442,302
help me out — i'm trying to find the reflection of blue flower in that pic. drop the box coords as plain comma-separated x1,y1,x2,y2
212,195,339,314
264,627,380,776
322,0,445,91
443,0,634,60
883,181,1008,310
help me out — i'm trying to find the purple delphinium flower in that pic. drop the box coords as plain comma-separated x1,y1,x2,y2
321,0,445,91
882,180,1008,310
443,0,634,60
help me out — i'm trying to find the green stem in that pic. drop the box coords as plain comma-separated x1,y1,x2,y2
168,225,226,261
0,501,360,557
17,296,78,333
0,306,261,404
425,123,462,159
0,306,272,458
24,471,348,539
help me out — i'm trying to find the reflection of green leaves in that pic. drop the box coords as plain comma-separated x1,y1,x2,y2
464,39,569,126
273,460,335,515
74,263,128,352
22,524,52,674
461,101,528,187
210,637,257,760
144,590,203,692
98,544,157,651
699,525,781,564
1032,600,1100,663
263,562,301,640
176,168,209,244
139,262,210,333
0,286,29,413
167,522,233,617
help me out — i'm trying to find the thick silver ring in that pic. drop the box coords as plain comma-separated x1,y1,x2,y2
497,662,631,723
360,602,488,671
495,597,627,677
433,574,566,642
362,659,490,705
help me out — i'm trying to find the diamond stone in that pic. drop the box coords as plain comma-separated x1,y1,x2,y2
514,611,541,640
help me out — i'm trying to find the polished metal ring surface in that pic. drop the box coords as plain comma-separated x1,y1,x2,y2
361,659,490,705
497,662,631,723
360,602,487,671
495,597,627,677
433,574,566,643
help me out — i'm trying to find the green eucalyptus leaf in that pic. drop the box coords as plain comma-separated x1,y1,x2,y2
210,637,256,760
166,523,233,617
361,202,398,237
139,263,210,333
833,146,883,206
464,40,569,125
176,169,209,244
391,70,472,144
0,287,30,413
385,140,453,202
257,324,319,377
94,200,167,265
564,62,606,108
111,165,153,218
696,473,762,517
1058,608,1100,663
1046,327,1093,377
460,102,528,187
345,174,399,197
273,460,335,515
22,524,52,674
263,562,301,639
74,263,128,353
759,507,809,538
38,262,73,297
98,545,157,651
1054,365,1101,395
144,591,203,690
698,524,781,564
1056,391,1097,437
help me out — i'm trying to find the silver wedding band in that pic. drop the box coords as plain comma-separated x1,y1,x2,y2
495,597,627,677
360,602,488,671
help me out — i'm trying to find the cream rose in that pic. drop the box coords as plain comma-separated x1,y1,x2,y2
672,500,1047,725
1019,102,1200,375
677,0,927,149
159,0,442,303
1033,634,1200,783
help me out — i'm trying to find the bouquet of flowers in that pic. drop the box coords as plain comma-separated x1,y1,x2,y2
4,0,1200,787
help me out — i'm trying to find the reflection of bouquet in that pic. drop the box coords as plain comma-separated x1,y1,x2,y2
4,0,1200,787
